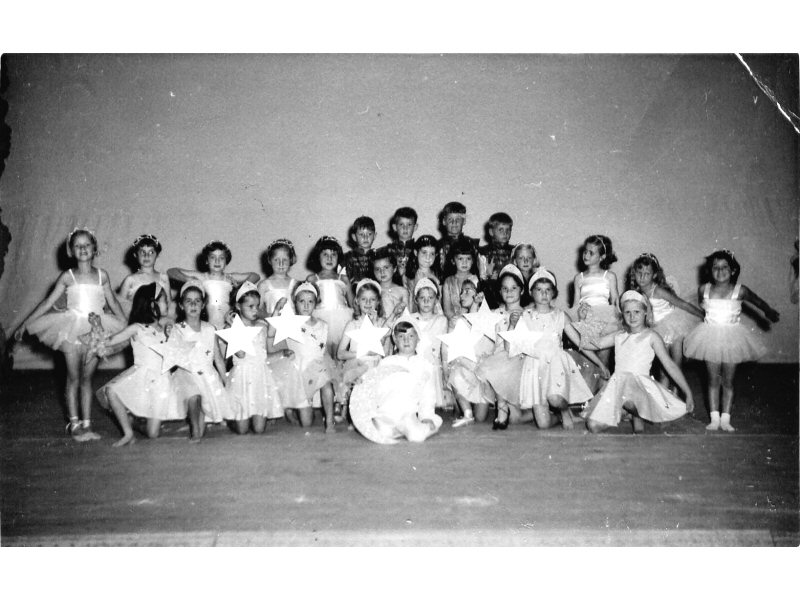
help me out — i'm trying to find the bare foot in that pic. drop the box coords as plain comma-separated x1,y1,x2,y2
189,436,202,444
112,434,135,448
560,408,574,430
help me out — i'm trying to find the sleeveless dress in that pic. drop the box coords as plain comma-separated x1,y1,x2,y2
380,285,408,319
475,308,528,405
96,324,184,420
518,309,594,409
225,323,283,420
311,276,353,356
27,269,125,351
350,354,443,444
171,321,233,423
647,290,701,346
117,272,172,318
683,283,766,363
572,270,622,346
198,273,234,330
286,318,338,407
257,277,298,316
445,316,497,406
408,312,450,409
581,330,687,427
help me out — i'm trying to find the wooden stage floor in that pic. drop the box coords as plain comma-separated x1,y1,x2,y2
1,363,797,546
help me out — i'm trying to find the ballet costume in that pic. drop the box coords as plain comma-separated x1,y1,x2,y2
647,290,701,346
571,271,622,346
404,271,442,314
170,321,233,423
225,323,283,420
311,275,353,356
474,308,528,405
518,309,594,410
340,317,385,388
408,312,450,409
257,277,299,316
581,330,687,427
197,273,234,330
349,353,443,444
27,269,125,351
286,318,339,408
446,317,497,406
117,272,171,317
96,324,185,421
683,283,766,363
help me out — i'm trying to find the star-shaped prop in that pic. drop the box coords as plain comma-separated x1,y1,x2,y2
148,336,198,373
438,319,484,363
464,300,505,341
266,306,310,345
215,315,262,358
345,315,389,359
498,313,544,357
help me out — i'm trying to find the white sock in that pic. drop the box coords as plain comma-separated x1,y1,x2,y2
720,412,735,432
462,409,474,419
82,419,91,429
706,411,720,430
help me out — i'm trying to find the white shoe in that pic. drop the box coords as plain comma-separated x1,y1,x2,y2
452,416,475,428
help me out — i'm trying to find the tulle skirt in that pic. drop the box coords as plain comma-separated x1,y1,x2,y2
27,309,126,352
653,308,702,346
313,307,353,357
298,353,340,407
266,355,306,410
581,372,687,427
683,322,766,364
172,367,234,423
96,365,185,421
519,350,594,409
447,357,493,406
226,359,283,420
475,350,525,405
572,304,622,347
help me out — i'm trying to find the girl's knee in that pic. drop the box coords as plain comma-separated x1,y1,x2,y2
586,420,605,433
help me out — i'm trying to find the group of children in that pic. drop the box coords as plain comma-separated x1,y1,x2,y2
14,202,781,445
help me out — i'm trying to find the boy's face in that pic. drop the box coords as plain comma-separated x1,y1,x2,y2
394,326,419,355
459,282,477,308
490,223,512,245
238,295,260,321
392,217,417,242
442,212,466,238
352,227,376,251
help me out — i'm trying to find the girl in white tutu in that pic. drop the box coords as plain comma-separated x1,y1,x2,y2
629,252,703,387
581,291,694,434
224,282,282,435
522,268,606,430
281,282,339,432
95,283,182,446
168,240,259,330
170,281,233,441
349,319,442,444
15,228,127,442
307,236,354,358
117,234,175,319
257,238,300,317
406,278,449,410
683,250,780,431
571,234,622,370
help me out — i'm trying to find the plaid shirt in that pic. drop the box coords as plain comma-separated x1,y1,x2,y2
437,234,478,276
478,242,513,280
344,248,375,284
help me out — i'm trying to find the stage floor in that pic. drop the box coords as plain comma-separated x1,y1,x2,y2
1,363,797,546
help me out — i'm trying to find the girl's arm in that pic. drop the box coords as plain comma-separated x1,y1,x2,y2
342,273,356,308
117,274,136,298
14,272,70,339
739,285,780,323
649,331,694,411
563,319,611,378
337,322,357,361
607,271,620,308
571,274,582,309
96,324,140,355
228,271,260,284
441,277,456,320
101,269,127,320
212,332,228,379
569,321,617,352
167,267,202,283
652,285,704,319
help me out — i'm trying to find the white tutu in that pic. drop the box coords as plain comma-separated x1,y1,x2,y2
28,309,125,351
683,322,766,364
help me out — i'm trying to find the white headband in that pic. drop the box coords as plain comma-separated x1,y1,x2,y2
413,277,439,297
235,280,259,303
620,290,647,305
529,267,556,290
499,264,524,282
355,278,381,297
293,281,319,300
180,279,205,298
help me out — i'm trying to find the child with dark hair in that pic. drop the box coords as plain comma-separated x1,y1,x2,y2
117,234,175,318
387,206,418,279
478,212,515,308
344,215,377,285
441,238,480,329
436,201,478,277
404,235,441,312
371,245,410,318
307,235,354,357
